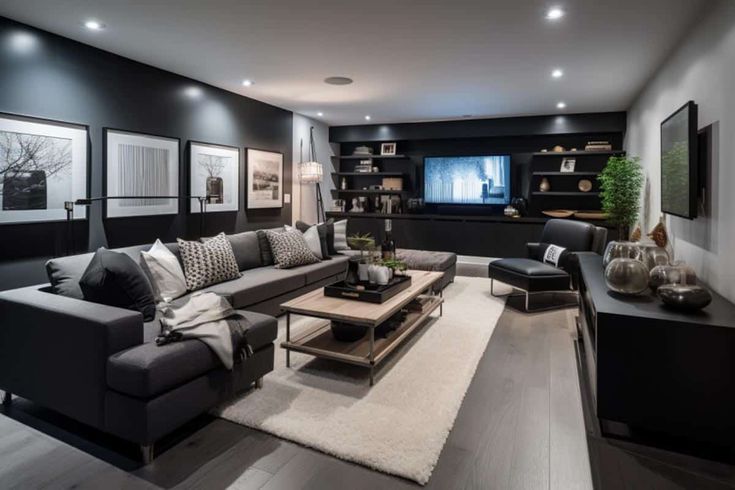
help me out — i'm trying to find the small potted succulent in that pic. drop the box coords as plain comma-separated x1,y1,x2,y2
381,258,408,277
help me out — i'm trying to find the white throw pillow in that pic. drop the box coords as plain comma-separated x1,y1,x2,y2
140,239,188,303
287,224,323,259
333,219,348,251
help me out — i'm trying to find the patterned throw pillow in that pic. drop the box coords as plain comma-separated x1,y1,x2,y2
177,233,240,291
265,229,320,269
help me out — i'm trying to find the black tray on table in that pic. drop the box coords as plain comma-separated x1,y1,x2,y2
324,275,412,303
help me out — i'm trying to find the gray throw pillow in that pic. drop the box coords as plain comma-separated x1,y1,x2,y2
203,231,262,271
177,233,240,291
295,220,331,260
265,229,320,269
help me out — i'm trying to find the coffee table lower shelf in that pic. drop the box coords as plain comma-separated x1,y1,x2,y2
281,295,443,385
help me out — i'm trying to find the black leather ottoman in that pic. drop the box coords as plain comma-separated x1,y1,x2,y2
488,258,575,312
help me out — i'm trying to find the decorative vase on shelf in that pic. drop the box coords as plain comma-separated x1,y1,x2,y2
657,284,712,311
602,241,643,268
539,177,551,192
638,244,670,271
648,264,683,292
604,258,649,295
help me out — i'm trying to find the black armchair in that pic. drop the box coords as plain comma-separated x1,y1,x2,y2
488,219,608,312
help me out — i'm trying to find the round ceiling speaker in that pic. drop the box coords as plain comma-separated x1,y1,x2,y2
324,76,354,85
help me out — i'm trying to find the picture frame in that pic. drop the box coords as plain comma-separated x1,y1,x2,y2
105,129,180,218
380,142,397,156
0,112,88,224
560,158,576,173
246,148,283,209
189,141,240,213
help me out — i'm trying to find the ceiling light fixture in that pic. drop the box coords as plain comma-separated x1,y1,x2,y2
546,7,565,20
551,68,564,78
84,20,105,30
557,101,567,109
364,115,371,121
324,76,353,86
242,79,254,87
317,112,323,117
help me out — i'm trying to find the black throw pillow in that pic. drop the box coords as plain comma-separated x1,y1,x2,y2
80,248,156,321
324,218,337,256
295,220,332,260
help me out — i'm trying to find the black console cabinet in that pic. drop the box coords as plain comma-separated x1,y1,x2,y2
577,253,735,456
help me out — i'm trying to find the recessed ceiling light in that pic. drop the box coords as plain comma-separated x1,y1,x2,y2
551,68,564,78
242,79,254,87
317,112,324,117
324,76,354,86
546,7,565,20
84,20,105,30
557,101,567,109
184,86,202,98
364,115,371,121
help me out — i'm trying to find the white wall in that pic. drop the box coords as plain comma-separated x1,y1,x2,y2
625,0,735,302
292,113,338,225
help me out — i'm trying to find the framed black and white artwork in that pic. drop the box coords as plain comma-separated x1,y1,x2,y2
105,129,180,218
0,113,88,224
246,148,283,209
189,141,239,213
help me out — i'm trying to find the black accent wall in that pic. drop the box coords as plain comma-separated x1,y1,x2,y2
0,17,293,290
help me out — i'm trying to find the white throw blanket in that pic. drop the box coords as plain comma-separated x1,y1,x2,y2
160,292,245,369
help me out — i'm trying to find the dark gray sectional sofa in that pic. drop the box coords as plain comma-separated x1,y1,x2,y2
0,229,349,463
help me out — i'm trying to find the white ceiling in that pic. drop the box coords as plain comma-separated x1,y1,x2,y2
0,0,708,126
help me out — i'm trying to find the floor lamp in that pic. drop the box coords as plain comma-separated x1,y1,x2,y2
299,126,325,223
64,195,210,256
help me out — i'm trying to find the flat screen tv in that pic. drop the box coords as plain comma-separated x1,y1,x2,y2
661,101,698,219
424,155,511,205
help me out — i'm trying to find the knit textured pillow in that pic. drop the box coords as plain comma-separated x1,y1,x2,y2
265,229,320,269
177,233,240,291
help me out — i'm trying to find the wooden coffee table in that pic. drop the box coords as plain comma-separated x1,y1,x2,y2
280,270,444,385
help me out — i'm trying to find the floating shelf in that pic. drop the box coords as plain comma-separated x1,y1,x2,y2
532,150,624,157
532,191,600,197
332,172,404,177
532,171,600,176
334,189,408,195
332,155,409,160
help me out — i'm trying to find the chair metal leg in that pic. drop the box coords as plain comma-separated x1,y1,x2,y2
141,444,154,465
2,391,11,406
255,377,264,389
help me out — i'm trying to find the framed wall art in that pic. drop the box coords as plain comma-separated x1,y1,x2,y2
105,129,180,218
189,141,239,213
246,148,283,209
0,112,88,224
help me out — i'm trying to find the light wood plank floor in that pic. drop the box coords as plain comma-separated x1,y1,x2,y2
1,302,732,489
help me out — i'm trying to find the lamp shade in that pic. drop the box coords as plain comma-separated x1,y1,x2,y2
300,161,323,183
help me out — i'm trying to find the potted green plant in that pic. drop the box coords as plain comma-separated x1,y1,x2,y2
598,155,644,239
380,258,408,276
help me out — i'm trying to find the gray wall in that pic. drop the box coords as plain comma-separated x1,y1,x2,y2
0,16,293,290
625,0,735,302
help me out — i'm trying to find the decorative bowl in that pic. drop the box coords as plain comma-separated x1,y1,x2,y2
604,258,649,296
657,284,712,311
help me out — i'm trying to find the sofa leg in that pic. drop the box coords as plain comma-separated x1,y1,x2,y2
2,391,11,406
255,377,264,389
140,444,154,465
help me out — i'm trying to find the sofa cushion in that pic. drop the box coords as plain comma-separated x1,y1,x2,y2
46,243,181,299
204,231,262,272
140,239,188,303
396,249,457,272
79,248,156,321
107,309,277,399
198,266,306,308
292,254,349,283
255,226,285,266
295,221,331,259
490,258,567,277
265,229,320,269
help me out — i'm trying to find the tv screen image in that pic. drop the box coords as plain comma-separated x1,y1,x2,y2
424,155,511,205
660,101,697,219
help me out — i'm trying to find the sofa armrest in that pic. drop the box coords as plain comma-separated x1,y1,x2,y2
526,242,542,259
0,285,143,428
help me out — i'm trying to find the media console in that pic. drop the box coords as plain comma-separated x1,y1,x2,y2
326,212,618,257
576,253,735,458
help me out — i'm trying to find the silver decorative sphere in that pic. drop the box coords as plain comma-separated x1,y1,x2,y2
603,241,643,268
639,245,670,271
605,258,650,295
649,264,683,292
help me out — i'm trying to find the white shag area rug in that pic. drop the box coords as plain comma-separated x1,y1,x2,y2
214,276,508,485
